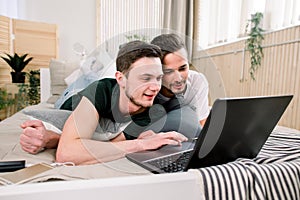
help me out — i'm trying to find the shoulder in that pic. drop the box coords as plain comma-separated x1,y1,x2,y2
84,78,117,91
188,70,207,80
79,78,118,116
187,70,208,87
94,78,117,87
79,78,117,101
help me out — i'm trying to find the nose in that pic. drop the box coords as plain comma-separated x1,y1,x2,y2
173,71,183,82
149,80,161,91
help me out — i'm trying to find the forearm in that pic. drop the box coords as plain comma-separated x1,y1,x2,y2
79,131,189,165
81,139,143,164
56,137,142,165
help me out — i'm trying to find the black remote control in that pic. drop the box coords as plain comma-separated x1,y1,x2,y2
0,160,26,172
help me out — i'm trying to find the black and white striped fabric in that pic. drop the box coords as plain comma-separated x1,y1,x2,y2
197,127,300,200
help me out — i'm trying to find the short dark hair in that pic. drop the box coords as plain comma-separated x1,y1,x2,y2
116,40,162,73
151,33,186,59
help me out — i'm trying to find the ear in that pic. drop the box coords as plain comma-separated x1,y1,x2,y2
115,71,126,88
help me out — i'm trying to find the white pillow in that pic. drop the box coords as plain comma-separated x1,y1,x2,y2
64,57,101,86
47,59,80,104
23,109,72,132
28,116,62,134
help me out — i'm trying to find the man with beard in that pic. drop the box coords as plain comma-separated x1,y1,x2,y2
154,34,209,126
20,41,187,165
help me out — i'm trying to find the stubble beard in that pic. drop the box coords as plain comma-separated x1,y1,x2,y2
125,90,152,110
169,80,187,95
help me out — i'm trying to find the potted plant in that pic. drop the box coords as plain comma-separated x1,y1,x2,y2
245,12,265,80
0,53,33,83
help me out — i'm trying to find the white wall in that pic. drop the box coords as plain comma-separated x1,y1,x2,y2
0,0,18,18
15,0,97,61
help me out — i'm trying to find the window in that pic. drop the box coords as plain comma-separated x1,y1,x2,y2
196,0,300,49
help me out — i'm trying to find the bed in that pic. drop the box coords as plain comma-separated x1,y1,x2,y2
0,58,299,200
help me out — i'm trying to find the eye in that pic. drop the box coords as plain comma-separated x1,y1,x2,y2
156,75,164,82
141,76,151,81
163,69,173,74
179,65,188,71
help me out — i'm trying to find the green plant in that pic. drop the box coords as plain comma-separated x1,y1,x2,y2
0,53,33,72
14,70,40,111
125,34,149,42
0,88,14,111
27,70,40,105
119,34,150,49
245,12,265,80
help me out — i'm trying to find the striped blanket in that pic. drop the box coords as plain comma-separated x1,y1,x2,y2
198,127,300,200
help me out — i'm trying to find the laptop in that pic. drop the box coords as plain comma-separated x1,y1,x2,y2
125,95,293,173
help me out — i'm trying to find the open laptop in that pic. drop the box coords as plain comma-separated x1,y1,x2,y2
125,95,293,173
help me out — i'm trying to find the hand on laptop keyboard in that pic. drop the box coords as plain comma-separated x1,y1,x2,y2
137,130,188,151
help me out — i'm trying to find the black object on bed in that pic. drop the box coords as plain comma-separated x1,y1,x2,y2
0,160,25,172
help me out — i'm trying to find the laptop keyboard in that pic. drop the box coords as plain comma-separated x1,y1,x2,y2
145,150,193,173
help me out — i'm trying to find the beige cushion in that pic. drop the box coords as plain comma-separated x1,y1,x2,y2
47,59,79,103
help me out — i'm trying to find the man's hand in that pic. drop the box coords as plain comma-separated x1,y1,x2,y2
137,130,188,151
20,120,60,154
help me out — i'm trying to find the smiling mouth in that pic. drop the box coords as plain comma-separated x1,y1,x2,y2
173,84,183,89
144,93,156,99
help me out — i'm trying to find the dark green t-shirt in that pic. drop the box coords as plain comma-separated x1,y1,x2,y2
61,78,128,123
61,78,152,124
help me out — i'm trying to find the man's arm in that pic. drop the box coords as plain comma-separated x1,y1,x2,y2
56,97,187,165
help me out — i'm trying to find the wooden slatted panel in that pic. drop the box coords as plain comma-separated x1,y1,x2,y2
196,25,300,130
289,26,300,129
12,18,58,70
0,15,11,84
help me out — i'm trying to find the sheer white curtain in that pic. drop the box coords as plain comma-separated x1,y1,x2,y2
263,0,300,30
97,0,162,56
197,0,248,48
197,0,300,49
197,0,267,48
97,0,195,57
161,0,194,59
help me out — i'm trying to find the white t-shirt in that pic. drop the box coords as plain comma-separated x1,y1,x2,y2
181,70,210,121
